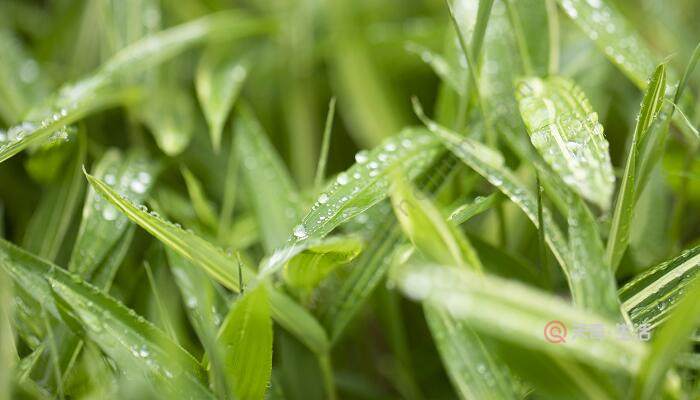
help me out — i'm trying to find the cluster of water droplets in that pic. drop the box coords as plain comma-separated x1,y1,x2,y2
91,160,155,224
291,130,441,242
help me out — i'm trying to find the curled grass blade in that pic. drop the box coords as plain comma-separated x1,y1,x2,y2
516,76,615,209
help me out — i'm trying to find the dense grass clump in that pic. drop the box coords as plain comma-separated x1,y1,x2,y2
1,0,699,399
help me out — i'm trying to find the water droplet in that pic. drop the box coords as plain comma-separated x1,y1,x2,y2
336,173,349,185
355,150,369,164
293,224,308,239
318,193,329,204
102,206,118,221
130,180,146,194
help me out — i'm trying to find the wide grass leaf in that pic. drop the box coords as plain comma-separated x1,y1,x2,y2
293,128,442,242
516,76,615,209
606,64,667,270
217,285,272,400
0,239,213,398
393,263,646,375
196,48,247,152
619,245,700,330
555,0,656,88
236,106,301,252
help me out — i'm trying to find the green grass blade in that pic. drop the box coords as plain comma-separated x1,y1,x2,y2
69,149,157,279
516,76,615,209
0,29,50,124
619,245,700,330
196,48,247,153
393,263,646,375
313,97,336,191
0,11,264,165
418,107,620,316
85,171,242,290
283,236,363,298
166,248,228,397
86,171,330,355
632,277,700,400
217,286,273,400
606,63,667,270
22,134,86,262
567,195,620,319
390,174,521,399
555,0,656,88
0,239,213,399
180,167,218,230
390,173,479,270
138,83,195,156
236,105,301,252
0,265,14,400
448,193,498,225
293,128,442,242
327,0,404,147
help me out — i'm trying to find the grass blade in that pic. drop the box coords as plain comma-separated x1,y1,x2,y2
22,134,86,262
390,174,521,399
606,63,667,270
417,105,619,316
0,29,49,124
516,76,615,209
0,11,265,164
236,106,301,252
632,277,700,400
217,286,273,400
555,0,656,88
195,48,247,152
283,236,363,299
138,83,195,156
69,150,157,279
619,245,700,330
0,239,213,398
293,128,442,242
393,263,646,375
86,171,330,355
448,193,498,225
